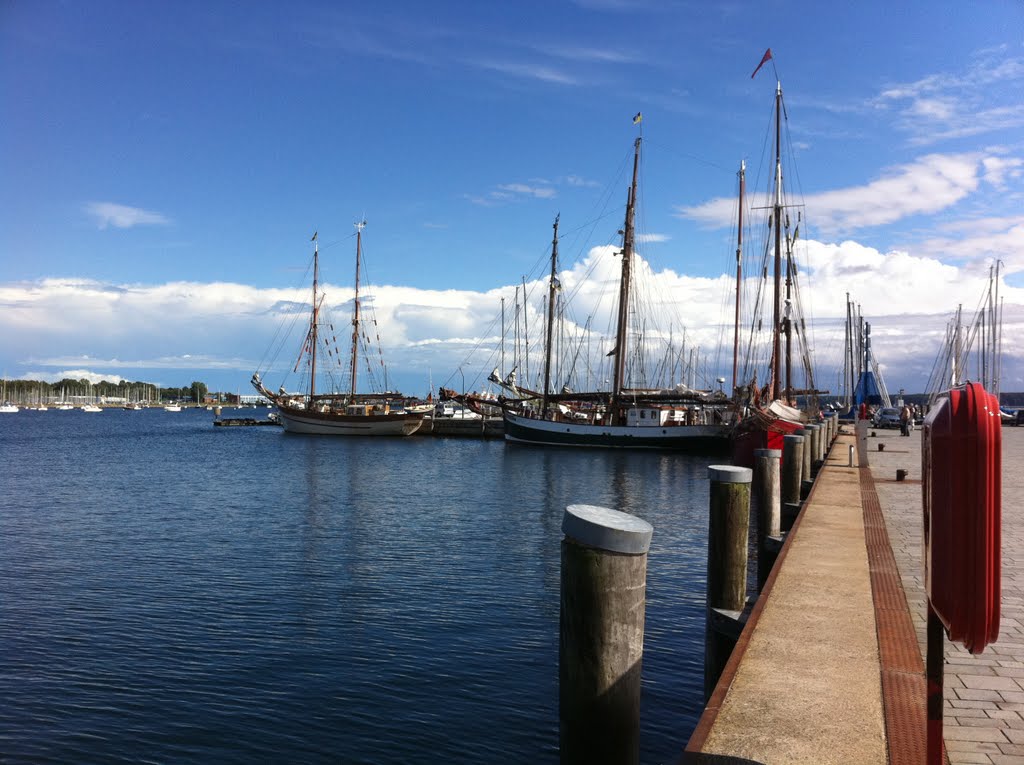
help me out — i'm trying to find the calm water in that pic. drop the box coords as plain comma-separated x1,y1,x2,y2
1,408,719,764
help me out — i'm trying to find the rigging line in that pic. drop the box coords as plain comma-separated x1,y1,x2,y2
642,137,737,175
258,255,318,380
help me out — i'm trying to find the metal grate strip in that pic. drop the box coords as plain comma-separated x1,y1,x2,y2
860,468,928,765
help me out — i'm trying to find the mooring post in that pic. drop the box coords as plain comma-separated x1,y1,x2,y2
795,426,812,497
781,434,804,531
560,504,652,765
753,448,782,591
807,424,822,476
704,465,752,700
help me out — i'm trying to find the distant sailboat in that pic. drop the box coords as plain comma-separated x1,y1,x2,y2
0,378,17,412
252,223,425,436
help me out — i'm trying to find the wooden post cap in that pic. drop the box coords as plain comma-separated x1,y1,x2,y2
708,465,752,484
562,504,653,554
753,448,782,459
783,434,804,444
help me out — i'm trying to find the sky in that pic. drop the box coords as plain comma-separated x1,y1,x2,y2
2,0,1023,399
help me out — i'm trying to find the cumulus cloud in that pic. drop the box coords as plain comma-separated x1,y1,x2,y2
1,236,1022,394
85,202,170,229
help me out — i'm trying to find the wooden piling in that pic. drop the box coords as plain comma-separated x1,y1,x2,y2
807,424,822,475
753,448,782,591
704,465,752,699
560,504,652,765
782,434,804,509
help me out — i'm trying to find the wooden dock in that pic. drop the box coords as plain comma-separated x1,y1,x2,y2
416,416,504,438
685,422,1023,764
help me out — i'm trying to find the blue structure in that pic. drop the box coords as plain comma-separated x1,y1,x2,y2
854,321,884,406
854,369,883,406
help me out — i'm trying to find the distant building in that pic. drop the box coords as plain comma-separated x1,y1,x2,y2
238,394,271,405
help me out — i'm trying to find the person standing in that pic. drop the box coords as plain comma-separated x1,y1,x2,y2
899,404,911,436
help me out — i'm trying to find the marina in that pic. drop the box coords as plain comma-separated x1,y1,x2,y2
2,4,1022,764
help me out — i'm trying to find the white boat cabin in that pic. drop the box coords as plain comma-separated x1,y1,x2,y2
625,406,696,427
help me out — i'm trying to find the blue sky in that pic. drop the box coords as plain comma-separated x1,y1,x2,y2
2,0,1022,397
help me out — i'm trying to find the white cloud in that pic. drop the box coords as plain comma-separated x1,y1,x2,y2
1,236,1022,395
677,152,1003,235
472,59,578,85
496,183,557,199
85,202,170,229
875,52,1024,145
636,233,669,243
981,156,1024,189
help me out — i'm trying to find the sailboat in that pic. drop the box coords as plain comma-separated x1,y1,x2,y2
0,379,16,413
500,136,732,451
0,377,18,413
731,79,825,465
251,224,425,436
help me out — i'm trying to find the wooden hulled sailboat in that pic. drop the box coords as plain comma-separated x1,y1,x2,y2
252,224,424,436
500,136,732,452
731,79,825,465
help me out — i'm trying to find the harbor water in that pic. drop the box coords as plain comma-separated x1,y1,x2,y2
1,408,717,763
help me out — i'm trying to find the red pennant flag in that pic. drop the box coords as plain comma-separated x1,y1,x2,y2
751,48,772,79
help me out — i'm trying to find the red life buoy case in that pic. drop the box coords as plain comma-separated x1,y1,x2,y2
922,382,1001,654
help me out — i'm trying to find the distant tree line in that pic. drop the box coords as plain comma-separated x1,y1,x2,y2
1,377,211,404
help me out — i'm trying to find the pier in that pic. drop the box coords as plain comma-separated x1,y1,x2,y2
686,420,1022,764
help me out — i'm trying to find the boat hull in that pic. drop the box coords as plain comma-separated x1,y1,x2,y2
277,406,424,436
502,411,729,452
730,413,806,467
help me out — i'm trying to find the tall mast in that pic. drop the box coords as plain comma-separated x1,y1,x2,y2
310,232,319,400
541,214,560,415
611,136,641,423
844,293,852,406
522,275,530,387
350,220,366,399
732,160,745,394
995,261,1003,400
770,81,783,402
784,216,793,403
500,296,506,378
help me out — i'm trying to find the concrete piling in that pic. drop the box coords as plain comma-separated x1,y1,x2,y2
704,465,752,699
753,448,782,591
560,504,653,765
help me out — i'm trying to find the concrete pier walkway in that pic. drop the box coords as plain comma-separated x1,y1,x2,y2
685,421,1023,764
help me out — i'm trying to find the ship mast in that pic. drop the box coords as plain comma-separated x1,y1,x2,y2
770,80,784,403
732,160,745,393
541,214,560,416
350,220,366,400
611,136,641,424
310,232,319,400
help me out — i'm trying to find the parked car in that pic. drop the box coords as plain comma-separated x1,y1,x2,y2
872,407,902,429
1013,410,1024,427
